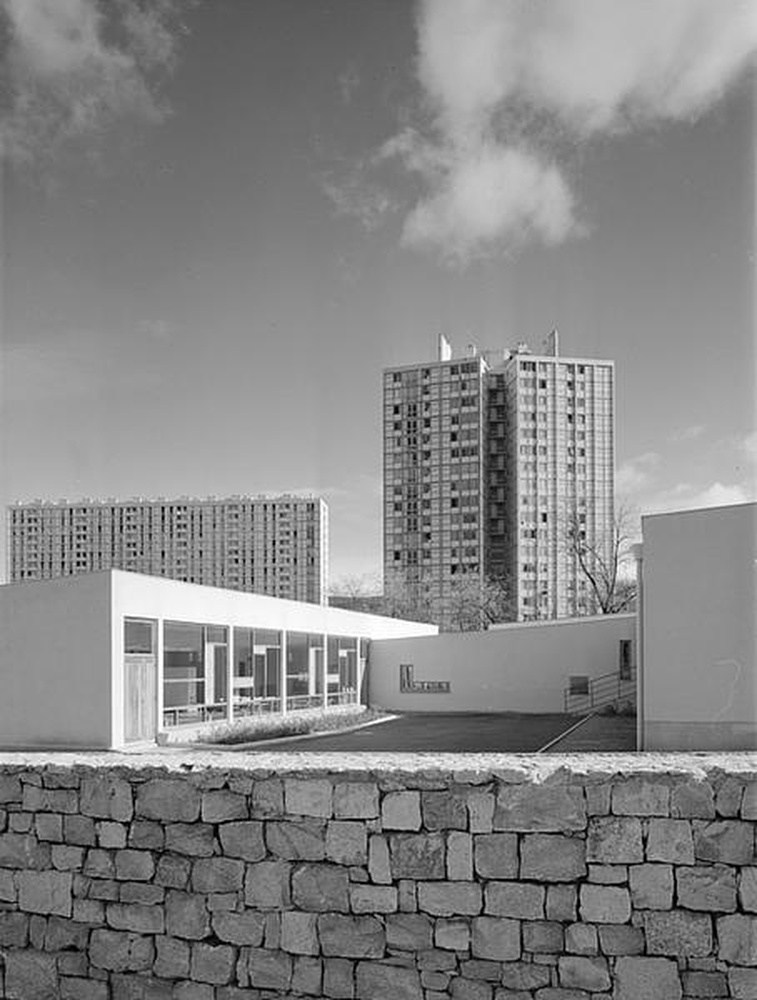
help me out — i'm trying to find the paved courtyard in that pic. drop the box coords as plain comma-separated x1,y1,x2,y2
235,711,636,754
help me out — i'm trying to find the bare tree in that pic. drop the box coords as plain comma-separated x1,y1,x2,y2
329,573,384,614
563,505,638,615
444,573,515,632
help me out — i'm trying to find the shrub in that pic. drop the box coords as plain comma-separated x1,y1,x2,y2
197,705,387,746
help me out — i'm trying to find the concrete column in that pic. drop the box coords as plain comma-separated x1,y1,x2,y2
631,542,644,751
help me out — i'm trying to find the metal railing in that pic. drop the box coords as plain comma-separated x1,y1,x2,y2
563,667,636,715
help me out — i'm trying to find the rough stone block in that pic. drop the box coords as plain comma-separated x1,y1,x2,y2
326,821,368,865
154,935,191,978
386,913,434,951
356,961,423,1000
644,909,712,957
114,849,154,882
0,911,29,947
368,833,391,884
485,881,544,920
292,954,323,995
586,816,643,863
612,778,670,817
0,831,49,868
23,785,79,814
715,777,744,817
398,878,417,912
292,862,350,912
36,813,63,843
682,969,729,997
520,834,586,882
717,914,757,966
677,864,737,912
155,853,190,889
192,857,244,893
494,784,585,832
83,847,114,878
211,910,265,946
742,783,757,820
128,821,163,851
546,884,577,922
318,913,385,958
434,916,468,950
247,947,292,990
0,866,16,901
0,774,22,803
579,884,630,923
693,820,755,865
106,902,164,934
564,922,597,955
449,978,491,1000
422,790,468,830
390,833,446,879
597,923,645,955
448,831,473,880
417,881,482,916
500,961,551,990
165,890,210,940
382,791,422,831
471,915,520,960
120,882,163,907
59,977,110,1000
467,791,495,833
614,956,682,1000
245,860,291,909
52,844,85,871
201,790,247,823
250,777,284,817
64,815,96,847
730,967,757,999
136,780,200,823
285,778,333,818
18,869,72,916
334,782,379,819
558,955,610,991
165,823,215,858
89,928,155,971
73,898,104,923
740,867,757,912
350,884,398,913
522,919,563,953
588,864,627,883
646,818,695,864
4,950,59,1000
80,776,133,822
266,819,326,860
281,910,320,955
474,833,519,879
671,782,716,819
218,821,265,862
97,821,126,849
585,782,611,816
323,956,355,998
629,863,673,909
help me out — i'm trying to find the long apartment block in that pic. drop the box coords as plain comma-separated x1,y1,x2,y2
7,494,328,605
384,332,615,621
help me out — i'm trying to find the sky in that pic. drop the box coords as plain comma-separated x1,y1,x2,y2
1,0,755,588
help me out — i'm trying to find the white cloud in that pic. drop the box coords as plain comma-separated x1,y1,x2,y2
322,169,398,232
616,451,661,495
645,480,754,514
738,430,757,462
380,0,757,264
668,424,705,443
0,0,183,164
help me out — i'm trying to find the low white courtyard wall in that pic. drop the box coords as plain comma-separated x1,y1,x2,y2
641,502,757,751
369,613,635,713
0,574,113,749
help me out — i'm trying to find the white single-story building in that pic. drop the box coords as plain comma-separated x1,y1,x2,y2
636,501,757,751
0,570,437,750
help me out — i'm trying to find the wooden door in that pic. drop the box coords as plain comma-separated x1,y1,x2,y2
125,654,156,742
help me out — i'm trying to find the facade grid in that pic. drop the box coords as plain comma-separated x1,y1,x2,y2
7,494,328,605
384,334,615,622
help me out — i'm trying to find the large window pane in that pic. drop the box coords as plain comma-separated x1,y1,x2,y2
163,622,204,719
125,619,155,654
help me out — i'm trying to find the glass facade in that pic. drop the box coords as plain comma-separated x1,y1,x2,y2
154,618,366,728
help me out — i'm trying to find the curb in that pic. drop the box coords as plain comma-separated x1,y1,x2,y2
535,711,599,754
181,712,400,752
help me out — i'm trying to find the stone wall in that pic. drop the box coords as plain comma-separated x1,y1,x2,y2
0,753,756,999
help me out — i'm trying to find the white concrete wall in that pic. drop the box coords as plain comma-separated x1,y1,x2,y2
641,503,757,750
0,573,113,748
369,613,635,713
